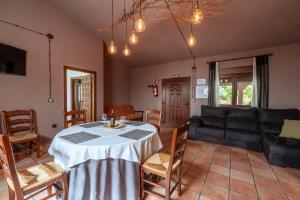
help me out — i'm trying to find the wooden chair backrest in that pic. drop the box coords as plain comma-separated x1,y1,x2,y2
64,110,86,128
145,109,162,128
167,123,188,176
1,110,35,136
0,135,23,195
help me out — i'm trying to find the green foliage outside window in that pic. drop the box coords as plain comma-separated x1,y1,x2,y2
219,85,232,105
243,84,253,105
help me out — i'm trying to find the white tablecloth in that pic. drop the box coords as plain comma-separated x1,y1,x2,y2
48,121,162,171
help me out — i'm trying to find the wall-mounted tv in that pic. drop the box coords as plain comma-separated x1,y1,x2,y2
0,43,27,76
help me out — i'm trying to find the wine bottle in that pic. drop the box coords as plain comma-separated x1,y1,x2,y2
110,109,116,127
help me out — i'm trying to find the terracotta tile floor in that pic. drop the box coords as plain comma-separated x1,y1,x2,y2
1,128,300,200
144,128,300,200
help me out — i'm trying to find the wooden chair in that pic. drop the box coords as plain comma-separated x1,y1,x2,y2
145,109,162,133
141,123,189,200
1,110,40,157
0,135,68,200
64,110,86,128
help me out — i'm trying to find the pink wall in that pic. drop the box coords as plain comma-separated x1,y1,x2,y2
104,46,131,106
130,43,300,115
0,0,104,138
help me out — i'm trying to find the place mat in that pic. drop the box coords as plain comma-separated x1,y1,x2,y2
119,129,152,140
60,132,100,144
80,122,106,128
124,121,146,126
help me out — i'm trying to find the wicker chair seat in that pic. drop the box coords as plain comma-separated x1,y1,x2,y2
9,133,38,144
7,162,64,192
142,153,181,177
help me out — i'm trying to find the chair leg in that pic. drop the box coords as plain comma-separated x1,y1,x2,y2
36,138,40,158
47,185,52,196
29,141,32,156
177,167,182,196
140,167,144,199
62,174,69,200
165,178,171,200
8,186,15,200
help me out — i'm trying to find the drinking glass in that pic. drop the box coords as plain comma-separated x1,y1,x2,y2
120,116,126,124
102,113,108,121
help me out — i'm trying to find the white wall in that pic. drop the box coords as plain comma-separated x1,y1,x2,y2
130,43,300,116
0,0,104,138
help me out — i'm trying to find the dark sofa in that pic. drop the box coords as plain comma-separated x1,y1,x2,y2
261,109,300,168
189,105,300,168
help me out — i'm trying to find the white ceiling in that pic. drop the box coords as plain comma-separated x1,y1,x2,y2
49,0,300,67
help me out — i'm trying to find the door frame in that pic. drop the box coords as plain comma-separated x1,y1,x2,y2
63,65,97,121
161,77,191,127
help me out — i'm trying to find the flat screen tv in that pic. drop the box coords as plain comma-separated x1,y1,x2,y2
0,43,26,76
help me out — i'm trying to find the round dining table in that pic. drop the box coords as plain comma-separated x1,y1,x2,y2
48,121,162,200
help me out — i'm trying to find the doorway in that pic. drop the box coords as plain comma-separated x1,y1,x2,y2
64,66,97,122
162,77,190,127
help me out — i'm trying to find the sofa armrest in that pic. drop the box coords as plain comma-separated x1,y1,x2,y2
190,116,203,127
134,110,144,115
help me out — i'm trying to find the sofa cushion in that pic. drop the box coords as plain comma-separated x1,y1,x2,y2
226,129,261,143
280,120,300,140
201,116,226,129
259,109,300,136
270,137,300,158
227,118,259,132
195,126,225,138
122,105,135,115
227,108,258,119
125,113,143,120
201,105,228,118
226,108,259,132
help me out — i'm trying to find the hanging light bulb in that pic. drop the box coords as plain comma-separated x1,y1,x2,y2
134,0,145,32
107,0,117,55
123,0,131,57
188,33,196,47
108,41,117,54
135,17,145,32
129,0,138,44
192,6,204,24
187,24,196,47
123,44,131,56
129,31,138,44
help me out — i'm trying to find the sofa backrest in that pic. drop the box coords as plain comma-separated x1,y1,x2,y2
104,105,135,118
201,105,228,129
226,108,259,133
259,108,300,136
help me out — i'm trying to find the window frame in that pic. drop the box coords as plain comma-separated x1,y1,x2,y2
218,66,253,108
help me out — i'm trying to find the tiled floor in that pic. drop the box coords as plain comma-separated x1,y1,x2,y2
1,128,300,200
145,128,300,200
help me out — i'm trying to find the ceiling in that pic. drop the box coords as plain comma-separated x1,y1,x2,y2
49,0,300,68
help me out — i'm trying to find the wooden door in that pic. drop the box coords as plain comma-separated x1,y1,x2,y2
162,77,190,127
80,74,93,122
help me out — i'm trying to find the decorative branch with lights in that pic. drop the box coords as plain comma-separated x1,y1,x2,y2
104,0,230,56
99,0,231,32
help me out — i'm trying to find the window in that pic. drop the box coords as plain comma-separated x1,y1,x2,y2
217,66,253,107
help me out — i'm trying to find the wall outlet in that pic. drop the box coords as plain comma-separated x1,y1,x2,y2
52,124,57,128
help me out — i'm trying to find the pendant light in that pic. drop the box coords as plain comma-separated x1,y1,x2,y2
108,0,117,55
129,0,138,44
123,0,131,56
192,0,204,24
134,0,145,32
187,24,196,47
